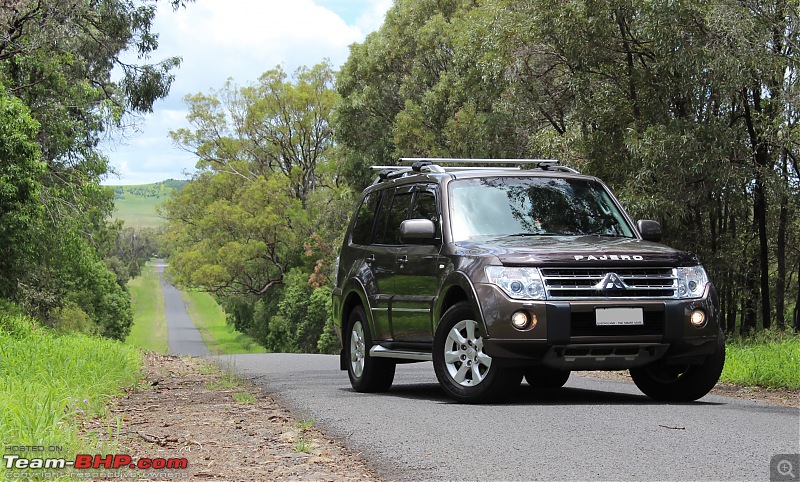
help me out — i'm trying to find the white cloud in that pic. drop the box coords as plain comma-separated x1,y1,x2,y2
355,0,393,35
102,0,392,185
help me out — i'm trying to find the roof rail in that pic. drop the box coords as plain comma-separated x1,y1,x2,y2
369,157,579,184
400,157,555,166
400,157,578,173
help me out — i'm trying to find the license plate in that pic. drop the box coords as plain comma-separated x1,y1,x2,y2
595,308,644,326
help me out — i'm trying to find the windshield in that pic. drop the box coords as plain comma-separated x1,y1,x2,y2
448,177,635,241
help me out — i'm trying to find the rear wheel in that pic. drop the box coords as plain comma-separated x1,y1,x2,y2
630,332,725,402
524,368,570,388
346,306,395,392
432,302,521,403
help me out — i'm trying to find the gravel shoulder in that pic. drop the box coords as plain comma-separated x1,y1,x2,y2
92,353,381,481
92,353,797,481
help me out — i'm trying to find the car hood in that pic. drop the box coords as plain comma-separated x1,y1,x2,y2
452,236,699,267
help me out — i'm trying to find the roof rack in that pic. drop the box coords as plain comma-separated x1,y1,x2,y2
370,158,579,184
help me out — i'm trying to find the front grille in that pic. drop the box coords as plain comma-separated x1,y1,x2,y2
541,267,676,299
570,310,664,337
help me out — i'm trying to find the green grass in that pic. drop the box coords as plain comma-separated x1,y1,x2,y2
205,373,243,390
126,261,168,353
181,290,267,355
113,195,165,228
110,179,187,228
0,313,141,477
233,391,256,404
721,330,800,389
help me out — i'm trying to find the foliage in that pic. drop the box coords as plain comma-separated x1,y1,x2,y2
0,310,140,465
0,0,193,339
334,0,800,333
721,329,800,389
161,0,797,354
0,91,45,299
163,61,349,353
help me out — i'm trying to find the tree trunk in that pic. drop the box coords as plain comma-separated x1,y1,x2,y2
742,87,772,330
776,153,788,330
795,259,800,331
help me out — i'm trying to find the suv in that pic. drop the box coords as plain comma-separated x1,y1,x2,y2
332,159,724,403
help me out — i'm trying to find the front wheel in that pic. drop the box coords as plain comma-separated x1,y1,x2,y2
432,302,521,403
630,332,725,402
346,306,395,392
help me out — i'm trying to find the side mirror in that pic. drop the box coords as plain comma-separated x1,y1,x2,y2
400,219,437,244
637,220,662,242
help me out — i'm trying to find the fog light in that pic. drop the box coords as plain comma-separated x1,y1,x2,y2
690,309,706,328
511,311,537,331
511,311,530,330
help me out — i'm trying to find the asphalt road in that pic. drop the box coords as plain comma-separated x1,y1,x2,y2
156,260,210,357
157,273,799,480
217,353,800,482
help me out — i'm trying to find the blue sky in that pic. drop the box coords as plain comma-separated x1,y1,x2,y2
101,0,392,185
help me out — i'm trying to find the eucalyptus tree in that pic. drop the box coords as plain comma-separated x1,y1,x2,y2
334,0,800,331
0,0,193,337
163,62,342,351
164,62,338,298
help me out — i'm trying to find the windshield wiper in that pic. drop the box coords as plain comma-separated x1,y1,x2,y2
586,232,633,238
506,232,562,237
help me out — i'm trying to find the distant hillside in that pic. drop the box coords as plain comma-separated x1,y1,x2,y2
112,179,188,228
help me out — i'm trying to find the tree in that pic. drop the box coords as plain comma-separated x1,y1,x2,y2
0,90,45,298
334,0,800,332
0,0,193,337
165,62,338,298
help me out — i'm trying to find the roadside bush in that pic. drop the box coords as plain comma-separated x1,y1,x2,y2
49,303,95,335
0,303,35,338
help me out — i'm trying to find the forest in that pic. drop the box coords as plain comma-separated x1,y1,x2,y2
162,0,799,353
0,0,797,352
0,0,194,339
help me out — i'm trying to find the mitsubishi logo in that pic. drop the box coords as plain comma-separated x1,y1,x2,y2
596,273,628,292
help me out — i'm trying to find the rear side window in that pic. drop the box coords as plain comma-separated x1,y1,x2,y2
350,192,378,245
374,189,413,245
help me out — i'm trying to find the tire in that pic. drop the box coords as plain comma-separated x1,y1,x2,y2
432,302,521,403
630,332,725,402
346,306,395,392
524,368,571,388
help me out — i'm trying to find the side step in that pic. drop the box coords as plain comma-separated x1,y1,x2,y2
370,345,432,362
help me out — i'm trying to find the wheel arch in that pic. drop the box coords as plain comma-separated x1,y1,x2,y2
337,280,373,371
434,272,486,334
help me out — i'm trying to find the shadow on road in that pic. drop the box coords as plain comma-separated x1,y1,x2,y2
341,383,724,407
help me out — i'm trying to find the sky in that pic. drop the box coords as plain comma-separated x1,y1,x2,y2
101,0,392,186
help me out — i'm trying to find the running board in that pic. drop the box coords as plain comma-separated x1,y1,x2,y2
370,345,432,361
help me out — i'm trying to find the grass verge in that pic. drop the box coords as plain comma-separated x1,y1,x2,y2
721,330,800,389
0,313,141,477
126,261,168,353
181,290,266,355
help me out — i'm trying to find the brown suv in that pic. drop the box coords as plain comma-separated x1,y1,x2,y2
332,159,724,403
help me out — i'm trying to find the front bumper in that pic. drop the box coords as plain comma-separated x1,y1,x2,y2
475,283,720,369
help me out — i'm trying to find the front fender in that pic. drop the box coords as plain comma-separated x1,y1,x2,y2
434,271,489,337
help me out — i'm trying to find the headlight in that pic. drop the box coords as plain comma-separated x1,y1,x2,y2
485,266,546,300
676,266,709,299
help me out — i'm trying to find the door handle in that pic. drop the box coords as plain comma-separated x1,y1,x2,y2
365,255,375,264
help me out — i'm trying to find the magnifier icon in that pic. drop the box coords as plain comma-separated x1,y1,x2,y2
778,459,796,478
